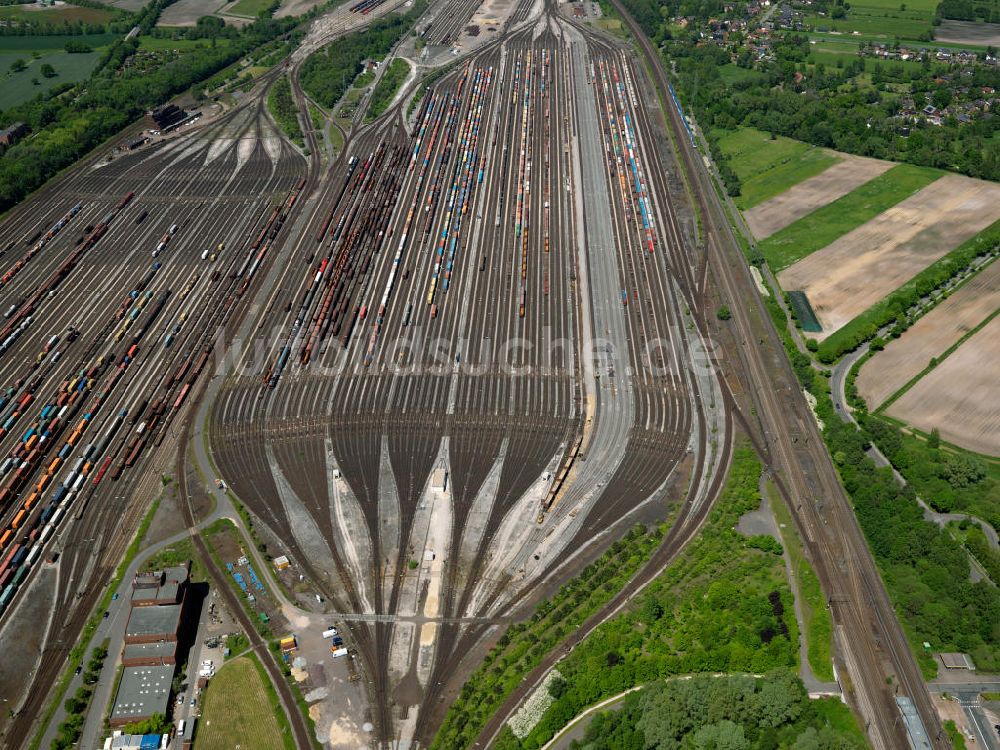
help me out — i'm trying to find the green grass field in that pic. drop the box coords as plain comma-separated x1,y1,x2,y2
759,163,942,270
806,39,925,72
0,3,113,26
226,0,275,17
0,32,118,51
767,480,834,682
196,656,293,750
137,35,231,51
0,50,102,110
714,127,840,210
805,0,935,40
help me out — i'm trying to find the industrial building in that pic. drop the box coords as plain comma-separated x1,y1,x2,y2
131,563,189,607
109,665,174,727
0,122,28,149
145,105,189,132
107,562,192,727
122,641,177,668
124,603,184,644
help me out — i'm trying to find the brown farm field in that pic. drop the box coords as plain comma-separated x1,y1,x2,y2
158,0,228,25
856,258,1000,409
778,174,1000,337
887,315,1000,457
934,20,1000,47
744,154,893,240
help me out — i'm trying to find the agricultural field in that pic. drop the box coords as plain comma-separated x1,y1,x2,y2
196,656,293,750
744,154,892,240
803,0,937,40
935,19,1000,46
0,49,102,111
158,0,229,25
104,0,148,9
887,316,1000,456
0,1,113,26
777,174,1000,337
713,127,840,210
758,164,941,271
856,259,1000,409
225,0,276,17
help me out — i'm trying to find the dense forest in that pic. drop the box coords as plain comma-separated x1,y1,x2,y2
0,0,298,214
299,6,421,109
936,0,1000,22
567,673,864,750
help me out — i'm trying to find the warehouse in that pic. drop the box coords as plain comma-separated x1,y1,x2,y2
109,665,173,727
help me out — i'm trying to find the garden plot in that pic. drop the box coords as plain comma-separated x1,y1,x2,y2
744,154,893,240
856,259,1000,409
778,174,1000,337
887,316,1000,457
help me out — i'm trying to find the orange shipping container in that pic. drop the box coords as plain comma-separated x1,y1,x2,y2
23,491,38,511
11,509,26,529
36,474,50,492
48,457,61,474
0,529,11,548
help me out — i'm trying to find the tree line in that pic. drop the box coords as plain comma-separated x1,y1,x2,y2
565,673,864,750
0,0,299,215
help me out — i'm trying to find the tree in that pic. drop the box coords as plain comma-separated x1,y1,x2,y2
927,427,940,450
691,720,750,749
10,59,26,73
939,452,986,488
40,63,56,78
716,305,732,321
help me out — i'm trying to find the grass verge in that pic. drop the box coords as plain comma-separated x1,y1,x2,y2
365,57,409,123
767,480,835,682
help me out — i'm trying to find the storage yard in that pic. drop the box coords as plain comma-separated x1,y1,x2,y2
778,173,1000,337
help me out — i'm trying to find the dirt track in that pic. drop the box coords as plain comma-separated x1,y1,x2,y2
744,154,892,240
887,315,1000,457
857,259,1000,409
778,173,1000,337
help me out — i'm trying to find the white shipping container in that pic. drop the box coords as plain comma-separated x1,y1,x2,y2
331,647,348,658
26,545,41,567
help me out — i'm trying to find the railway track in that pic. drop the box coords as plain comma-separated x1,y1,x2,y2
610,0,948,746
